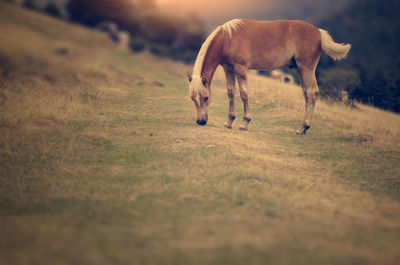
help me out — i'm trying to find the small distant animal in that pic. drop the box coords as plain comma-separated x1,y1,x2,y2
188,19,351,134
270,69,295,84
115,31,130,51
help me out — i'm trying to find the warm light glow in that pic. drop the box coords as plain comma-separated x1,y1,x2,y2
158,0,250,14
156,0,263,28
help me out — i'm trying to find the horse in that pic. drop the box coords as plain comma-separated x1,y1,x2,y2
188,19,351,134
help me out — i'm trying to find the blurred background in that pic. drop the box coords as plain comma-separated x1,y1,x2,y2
6,0,400,113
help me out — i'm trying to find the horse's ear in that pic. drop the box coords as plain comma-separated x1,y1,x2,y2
187,74,192,82
202,77,208,87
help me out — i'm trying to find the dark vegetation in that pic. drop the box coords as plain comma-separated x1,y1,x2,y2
44,2,61,18
65,0,205,63
317,0,400,112
22,0,36,10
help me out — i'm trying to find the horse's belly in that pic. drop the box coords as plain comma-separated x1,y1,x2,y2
248,53,292,70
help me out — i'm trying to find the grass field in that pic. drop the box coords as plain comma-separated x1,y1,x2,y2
1,2,400,265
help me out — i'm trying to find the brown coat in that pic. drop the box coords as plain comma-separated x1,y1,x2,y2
189,19,351,134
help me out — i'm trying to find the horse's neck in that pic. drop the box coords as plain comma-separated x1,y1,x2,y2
201,30,224,85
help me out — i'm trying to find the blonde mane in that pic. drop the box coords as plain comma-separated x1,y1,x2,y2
190,19,244,97
221,19,244,38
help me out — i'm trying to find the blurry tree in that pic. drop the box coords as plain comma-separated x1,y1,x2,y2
140,11,205,62
65,0,206,63
23,0,36,9
129,36,147,52
317,0,400,112
44,2,61,18
170,23,205,62
318,68,360,101
66,0,140,34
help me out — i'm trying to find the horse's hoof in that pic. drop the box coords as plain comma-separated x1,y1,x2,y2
295,129,306,135
224,123,232,129
239,126,248,131
296,124,310,135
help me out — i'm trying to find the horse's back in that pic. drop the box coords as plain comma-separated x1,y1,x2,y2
238,19,320,48
220,19,321,70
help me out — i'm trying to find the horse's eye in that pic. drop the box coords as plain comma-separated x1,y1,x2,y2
204,97,209,102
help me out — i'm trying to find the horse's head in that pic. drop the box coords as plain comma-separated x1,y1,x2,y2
188,74,211,126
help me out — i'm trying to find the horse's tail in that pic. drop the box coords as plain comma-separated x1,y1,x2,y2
319,29,351,61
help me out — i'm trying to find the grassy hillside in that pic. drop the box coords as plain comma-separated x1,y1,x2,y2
1,2,400,265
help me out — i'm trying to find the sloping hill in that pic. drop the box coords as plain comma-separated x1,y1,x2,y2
1,2,400,265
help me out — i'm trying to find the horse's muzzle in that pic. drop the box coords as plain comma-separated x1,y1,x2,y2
196,112,208,126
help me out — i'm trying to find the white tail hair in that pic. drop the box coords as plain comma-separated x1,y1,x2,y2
319,29,351,61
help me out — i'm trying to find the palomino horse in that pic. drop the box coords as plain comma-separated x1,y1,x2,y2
188,19,351,134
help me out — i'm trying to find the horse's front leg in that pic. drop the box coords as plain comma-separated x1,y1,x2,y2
223,67,236,129
235,65,251,131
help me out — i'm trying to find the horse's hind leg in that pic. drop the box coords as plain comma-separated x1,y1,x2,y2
296,67,319,135
235,64,251,131
223,66,236,129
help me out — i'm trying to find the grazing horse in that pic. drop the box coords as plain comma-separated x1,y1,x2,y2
188,19,351,134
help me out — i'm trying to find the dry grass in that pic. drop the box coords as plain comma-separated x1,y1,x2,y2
247,70,400,145
0,2,138,185
1,2,400,265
